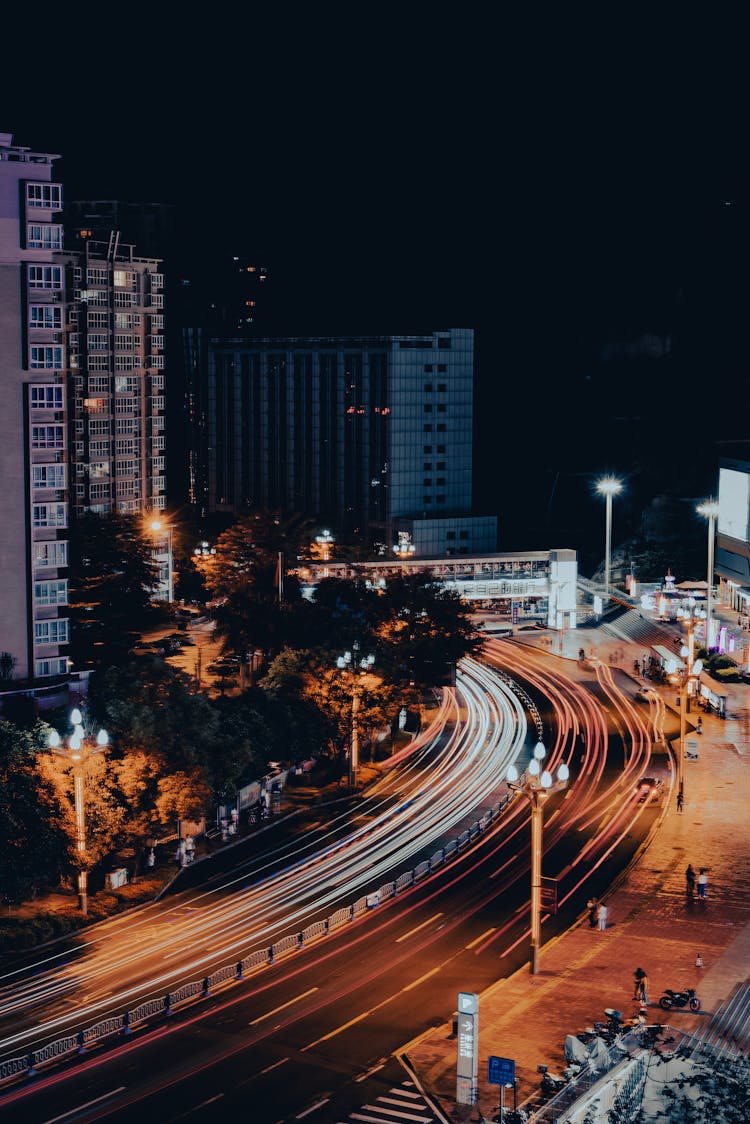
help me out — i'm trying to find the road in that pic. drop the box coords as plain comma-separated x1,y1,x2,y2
0,641,667,1121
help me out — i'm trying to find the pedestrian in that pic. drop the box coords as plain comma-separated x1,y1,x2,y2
697,718,703,734
597,902,608,931
677,791,684,813
587,896,598,928
685,864,696,897
633,967,647,1000
638,971,649,1004
696,952,704,969
697,869,708,899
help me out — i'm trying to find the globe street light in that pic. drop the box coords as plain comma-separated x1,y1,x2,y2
596,476,623,604
696,499,719,653
336,642,375,787
48,708,109,915
507,741,570,975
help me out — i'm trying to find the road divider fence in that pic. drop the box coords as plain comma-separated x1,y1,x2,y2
0,790,512,1087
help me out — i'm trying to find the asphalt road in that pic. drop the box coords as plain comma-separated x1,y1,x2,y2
0,643,668,1122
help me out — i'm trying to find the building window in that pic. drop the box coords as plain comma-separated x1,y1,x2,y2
34,619,69,645
424,383,433,392
150,375,164,390
436,477,446,486
28,264,63,289
423,462,432,470
437,424,446,432
436,494,445,503
423,445,432,453
437,444,446,453
88,376,110,393
113,269,137,289
446,531,456,540
88,333,110,351
30,385,64,409
438,382,447,391
424,365,433,372
87,267,108,286
115,375,140,393
29,305,62,330
87,311,110,329
27,223,63,250
86,355,109,371
34,540,68,568
152,396,165,411
423,496,432,504
152,435,165,450
116,438,137,455
437,337,451,349
32,463,66,489
90,482,111,500
31,424,64,448
26,182,63,209
89,461,110,479
34,579,68,606
459,530,469,539
437,461,446,470
35,656,69,678
30,345,64,370
437,403,447,412
117,458,137,475
423,424,433,432
152,495,166,509
423,404,433,413
33,502,67,528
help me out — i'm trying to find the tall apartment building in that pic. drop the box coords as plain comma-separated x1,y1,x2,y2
197,328,497,555
0,132,168,686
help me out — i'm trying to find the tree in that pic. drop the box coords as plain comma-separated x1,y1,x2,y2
154,769,212,827
0,720,69,903
37,748,126,875
68,512,160,669
0,652,16,682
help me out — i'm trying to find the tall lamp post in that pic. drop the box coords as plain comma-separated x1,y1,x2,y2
48,708,109,915
596,476,623,603
696,499,718,652
336,642,375,787
506,742,570,976
676,605,703,811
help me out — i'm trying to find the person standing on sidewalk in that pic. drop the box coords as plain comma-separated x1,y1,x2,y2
685,864,696,898
677,791,684,813
633,967,647,1000
597,902,608,931
587,896,598,928
698,869,708,899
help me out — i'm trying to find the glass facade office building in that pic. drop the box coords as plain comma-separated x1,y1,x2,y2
205,328,496,554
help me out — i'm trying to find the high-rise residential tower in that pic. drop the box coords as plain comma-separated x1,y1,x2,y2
0,132,169,687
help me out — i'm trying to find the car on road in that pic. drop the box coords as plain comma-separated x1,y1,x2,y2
207,660,240,677
636,776,662,803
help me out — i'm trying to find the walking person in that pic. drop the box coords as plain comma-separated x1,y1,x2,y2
677,790,684,813
587,896,598,928
633,967,647,1001
697,869,708,899
685,864,696,898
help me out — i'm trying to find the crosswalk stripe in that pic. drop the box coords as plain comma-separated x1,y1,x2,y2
362,1107,433,1122
379,1097,429,1109
388,1088,422,1099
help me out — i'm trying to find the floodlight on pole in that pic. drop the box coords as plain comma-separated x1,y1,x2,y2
596,476,623,603
696,499,718,652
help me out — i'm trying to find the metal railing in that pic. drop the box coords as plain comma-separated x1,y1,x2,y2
0,789,513,1087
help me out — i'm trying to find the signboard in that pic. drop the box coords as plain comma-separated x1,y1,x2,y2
488,1055,515,1086
541,876,558,914
456,991,479,1105
511,600,519,624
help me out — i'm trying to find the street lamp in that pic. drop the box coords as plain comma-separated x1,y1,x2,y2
696,499,719,653
147,518,173,603
676,604,703,811
48,707,109,915
336,641,375,787
596,476,623,603
393,531,416,560
506,741,570,976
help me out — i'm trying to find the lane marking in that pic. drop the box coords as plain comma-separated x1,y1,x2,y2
249,987,318,1024
355,1061,385,1082
395,912,443,943
402,966,440,992
465,927,496,949
296,1099,330,1118
261,1057,290,1075
43,1087,126,1123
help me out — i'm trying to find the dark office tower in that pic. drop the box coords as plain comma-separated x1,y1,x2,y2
201,328,497,556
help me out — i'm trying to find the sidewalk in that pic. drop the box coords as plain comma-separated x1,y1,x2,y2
404,612,750,1121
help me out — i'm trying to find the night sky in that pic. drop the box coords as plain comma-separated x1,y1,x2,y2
5,23,747,564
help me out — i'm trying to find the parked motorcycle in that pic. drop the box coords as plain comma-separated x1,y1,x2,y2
538,1062,581,1097
659,987,700,1012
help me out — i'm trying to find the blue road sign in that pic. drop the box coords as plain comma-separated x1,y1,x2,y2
488,1055,515,1086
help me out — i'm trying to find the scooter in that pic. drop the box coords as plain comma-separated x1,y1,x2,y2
538,1062,581,1097
659,987,700,1012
